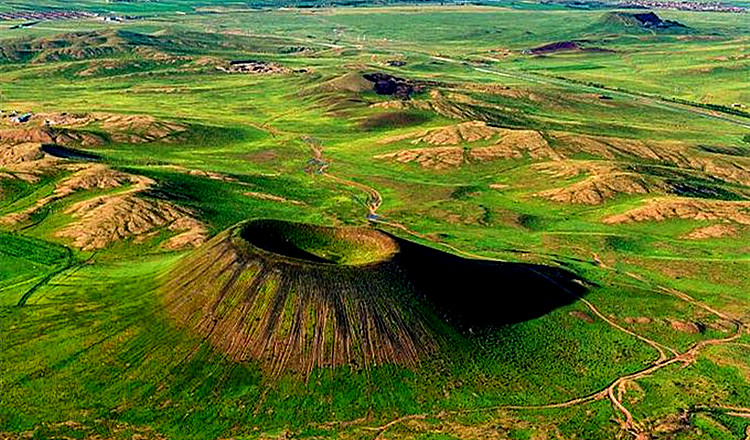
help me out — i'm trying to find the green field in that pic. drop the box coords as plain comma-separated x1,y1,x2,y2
0,2,749,439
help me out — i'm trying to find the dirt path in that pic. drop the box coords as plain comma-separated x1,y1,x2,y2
303,137,382,216
323,172,382,215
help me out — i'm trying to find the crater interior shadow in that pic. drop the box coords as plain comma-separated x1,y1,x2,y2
390,235,586,330
240,221,333,264
41,144,101,161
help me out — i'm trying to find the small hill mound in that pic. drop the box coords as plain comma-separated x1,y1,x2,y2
311,71,426,100
523,41,613,55
601,11,688,32
162,219,585,376
315,72,374,93
526,41,582,54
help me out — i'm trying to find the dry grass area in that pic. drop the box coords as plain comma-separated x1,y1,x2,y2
551,132,750,187
374,146,464,170
408,121,500,145
551,132,684,162
0,112,186,181
0,111,205,250
0,160,207,250
603,198,750,225
469,129,558,161
534,162,658,205
96,113,187,143
374,121,554,169
683,223,739,240
0,127,64,181
371,90,494,121
56,192,206,251
26,112,187,144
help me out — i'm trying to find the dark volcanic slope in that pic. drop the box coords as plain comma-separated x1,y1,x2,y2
602,11,688,30
163,220,584,376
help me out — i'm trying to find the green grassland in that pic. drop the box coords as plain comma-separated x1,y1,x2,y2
0,3,749,440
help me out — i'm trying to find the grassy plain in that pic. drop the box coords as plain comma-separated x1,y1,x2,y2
0,2,748,439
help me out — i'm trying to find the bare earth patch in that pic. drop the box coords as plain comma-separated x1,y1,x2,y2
684,223,739,240
0,112,185,182
537,172,655,204
374,122,554,169
56,193,206,251
0,160,207,250
603,198,750,225
469,129,559,161
668,319,702,334
624,317,653,324
407,121,501,145
374,147,463,170
29,112,187,144
570,310,595,323
97,114,186,143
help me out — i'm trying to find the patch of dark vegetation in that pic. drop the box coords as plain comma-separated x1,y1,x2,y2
626,164,745,200
363,72,424,99
626,164,702,180
526,40,581,54
40,144,101,161
666,181,743,201
9,21,39,30
479,205,494,226
518,213,549,231
698,144,749,157
605,235,643,253
450,185,482,200
0,231,72,266
359,111,430,130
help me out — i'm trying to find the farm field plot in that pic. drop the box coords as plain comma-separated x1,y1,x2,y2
0,1,748,439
